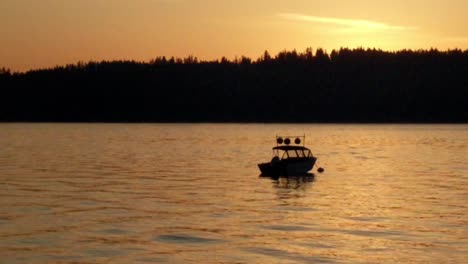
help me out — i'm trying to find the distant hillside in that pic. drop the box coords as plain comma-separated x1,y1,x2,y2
1,48,468,123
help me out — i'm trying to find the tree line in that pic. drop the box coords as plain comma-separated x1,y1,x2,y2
1,48,467,122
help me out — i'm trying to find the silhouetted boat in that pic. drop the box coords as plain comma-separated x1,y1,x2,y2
258,135,317,176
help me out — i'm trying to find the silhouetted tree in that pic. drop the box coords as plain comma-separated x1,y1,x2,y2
220,56,230,64
1,48,467,122
303,48,314,62
0,67,11,76
240,56,252,65
315,48,329,63
260,50,272,63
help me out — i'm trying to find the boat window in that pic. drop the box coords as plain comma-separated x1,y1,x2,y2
304,149,312,157
297,150,305,157
287,150,298,158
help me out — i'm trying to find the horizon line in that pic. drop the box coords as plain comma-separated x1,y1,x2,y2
3,46,468,73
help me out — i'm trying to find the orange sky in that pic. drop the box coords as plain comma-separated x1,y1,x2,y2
1,0,468,72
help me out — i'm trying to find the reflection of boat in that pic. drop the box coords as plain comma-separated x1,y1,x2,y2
258,135,317,176
271,174,315,190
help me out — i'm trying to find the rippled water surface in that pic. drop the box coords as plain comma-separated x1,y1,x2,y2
1,123,467,263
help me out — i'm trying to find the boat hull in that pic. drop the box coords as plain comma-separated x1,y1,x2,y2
258,157,316,176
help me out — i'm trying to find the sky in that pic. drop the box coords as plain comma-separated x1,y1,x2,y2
1,0,468,72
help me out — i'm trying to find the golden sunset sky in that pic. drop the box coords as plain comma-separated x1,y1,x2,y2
2,0,468,71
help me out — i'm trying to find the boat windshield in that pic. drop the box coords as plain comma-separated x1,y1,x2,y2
281,149,312,159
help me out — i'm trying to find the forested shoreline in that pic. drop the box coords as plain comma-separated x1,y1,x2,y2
1,48,468,123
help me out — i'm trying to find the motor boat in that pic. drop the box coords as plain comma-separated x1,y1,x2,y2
258,135,317,176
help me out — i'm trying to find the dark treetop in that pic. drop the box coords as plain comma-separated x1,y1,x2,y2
1,48,468,123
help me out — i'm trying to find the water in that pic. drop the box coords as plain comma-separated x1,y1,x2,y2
0,123,467,263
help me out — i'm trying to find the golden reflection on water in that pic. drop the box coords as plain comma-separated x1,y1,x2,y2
0,124,467,263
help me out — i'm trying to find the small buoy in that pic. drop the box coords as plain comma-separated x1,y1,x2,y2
317,167,325,173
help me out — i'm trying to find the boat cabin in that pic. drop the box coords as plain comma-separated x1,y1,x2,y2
259,135,318,175
272,146,313,160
